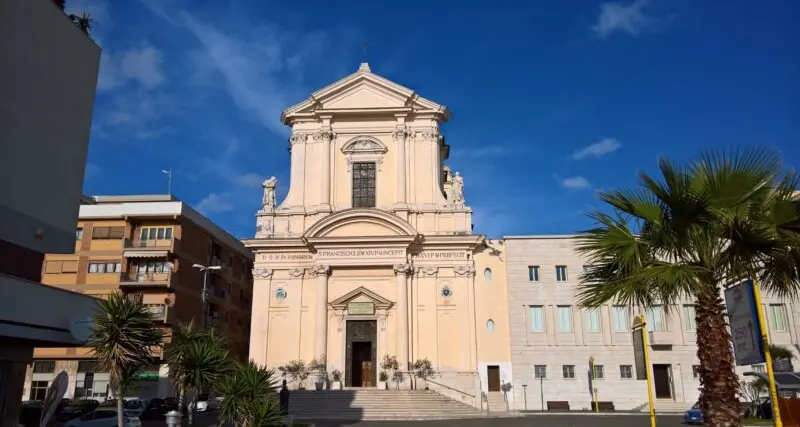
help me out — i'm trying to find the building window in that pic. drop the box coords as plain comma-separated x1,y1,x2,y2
593,365,605,379
582,265,592,274
555,265,568,282
557,306,573,333
91,226,124,239
751,364,766,373
133,261,171,273
585,309,601,332
352,162,376,208
32,361,55,373
562,365,575,379
77,361,97,373
692,365,701,379
487,319,495,333
529,306,544,333
534,365,547,379
45,260,77,274
88,262,121,274
683,305,697,332
646,305,667,332
620,365,633,379
484,268,492,281
528,266,540,282
140,227,173,241
613,306,628,332
30,381,49,400
769,304,787,331
76,228,84,240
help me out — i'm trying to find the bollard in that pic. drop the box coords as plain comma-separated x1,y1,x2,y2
165,410,182,427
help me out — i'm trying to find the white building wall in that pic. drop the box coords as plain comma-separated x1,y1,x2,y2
505,235,800,411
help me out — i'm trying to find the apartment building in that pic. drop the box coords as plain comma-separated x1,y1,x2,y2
505,235,799,412
24,195,254,401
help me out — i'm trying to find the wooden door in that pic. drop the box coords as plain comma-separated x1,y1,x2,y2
487,366,501,392
653,365,672,398
362,361,373,387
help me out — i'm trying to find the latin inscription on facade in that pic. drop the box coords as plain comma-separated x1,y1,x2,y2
414,251,468,260
318,249,405,258
260,253,314,261
348,302,375,315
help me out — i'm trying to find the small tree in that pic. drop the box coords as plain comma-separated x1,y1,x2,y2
381,355,400,389
740,379,767,418
309,354,327,375
412,358,435,390
278,360,307,389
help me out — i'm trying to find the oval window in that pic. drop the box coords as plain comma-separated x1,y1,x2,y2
484,268,492,281
487,319,495,333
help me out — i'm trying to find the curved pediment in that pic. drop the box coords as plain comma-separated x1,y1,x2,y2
303,209,418,239
341,136,387,155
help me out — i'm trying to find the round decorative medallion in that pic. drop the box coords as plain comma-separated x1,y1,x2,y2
275,288,287,300
441,286,453,298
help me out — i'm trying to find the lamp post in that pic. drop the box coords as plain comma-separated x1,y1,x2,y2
193,264,222,327
521,384,527,411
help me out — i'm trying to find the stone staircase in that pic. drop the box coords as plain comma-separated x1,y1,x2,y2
633,399,692,413
288,389,488,421
485,391,508,412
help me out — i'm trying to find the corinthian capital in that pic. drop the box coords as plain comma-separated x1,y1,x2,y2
453,265,476,277
393,264,413,275
309,264,331,277
290,133,308,144
392,126,410,140
252,268,274,279
313,128,335,142
289,267,306,278
420,128,441,141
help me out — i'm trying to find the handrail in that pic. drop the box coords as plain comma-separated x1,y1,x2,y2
424,376,476,399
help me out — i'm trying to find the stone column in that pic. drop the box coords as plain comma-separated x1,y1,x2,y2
392,126,408,205
286,133,308,206
314,128,334,207
311,265,331,359
394,264,413,373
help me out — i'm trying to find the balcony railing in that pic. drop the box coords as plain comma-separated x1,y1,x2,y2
119,272,172,286
123,238,176,251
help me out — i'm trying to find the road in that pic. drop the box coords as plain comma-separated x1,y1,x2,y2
309,414,686,427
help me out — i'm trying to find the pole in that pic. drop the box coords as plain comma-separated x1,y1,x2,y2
540,377,544,412
590,356,598,412
751,279,783,427
640,315,657,427
162,169,172,195
201,268,208,327
522,384,528,411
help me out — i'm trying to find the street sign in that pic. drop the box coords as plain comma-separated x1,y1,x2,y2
725,280,765,366
40,371,68,427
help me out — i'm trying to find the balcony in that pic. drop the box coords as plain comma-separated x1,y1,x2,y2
119,272,173,288
123,238,176,257
648,330,675,346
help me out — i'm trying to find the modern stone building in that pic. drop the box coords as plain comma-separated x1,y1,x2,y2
25,195,254,401
246,63,512,409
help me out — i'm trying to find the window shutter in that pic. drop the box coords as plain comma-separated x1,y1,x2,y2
45,261,62,274
61,261,79,273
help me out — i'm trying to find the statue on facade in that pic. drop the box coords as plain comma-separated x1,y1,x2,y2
452,172,464,203
262,176,277,210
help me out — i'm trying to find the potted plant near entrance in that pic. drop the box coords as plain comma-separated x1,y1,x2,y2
378,371,389,389
380,355,400,390
331,369,342,390
412,358,435,390
309,355,327,391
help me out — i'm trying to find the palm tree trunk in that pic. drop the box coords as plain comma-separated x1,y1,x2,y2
116,384,125,427
696,287,742,427
189,394,197,426
178,386,186,416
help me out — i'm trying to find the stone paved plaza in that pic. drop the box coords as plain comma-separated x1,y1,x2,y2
311,414,686,427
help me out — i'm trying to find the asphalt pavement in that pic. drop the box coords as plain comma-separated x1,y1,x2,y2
309,414,686,427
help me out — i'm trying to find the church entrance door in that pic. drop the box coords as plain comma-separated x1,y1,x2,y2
345,320,377,387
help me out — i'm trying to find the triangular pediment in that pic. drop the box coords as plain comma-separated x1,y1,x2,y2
281,63,450,124
330,286,393,310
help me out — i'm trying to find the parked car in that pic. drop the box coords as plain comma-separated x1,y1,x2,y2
57,399,100,421
684,402,703,425
64,409,141,427
123,399,147,417
188,393,218,412
139,398,177,420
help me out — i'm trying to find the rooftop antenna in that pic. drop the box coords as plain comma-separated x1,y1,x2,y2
162,169,172,195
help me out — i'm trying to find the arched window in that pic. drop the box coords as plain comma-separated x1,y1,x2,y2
487,319,495,333
484,268,492,281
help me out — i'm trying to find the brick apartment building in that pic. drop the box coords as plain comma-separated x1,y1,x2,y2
24,195,254,401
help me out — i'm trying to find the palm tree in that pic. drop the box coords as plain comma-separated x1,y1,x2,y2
575,148,800,427
166,323,230,425
68,12,94,36
217,361,283,427
87,293,164,427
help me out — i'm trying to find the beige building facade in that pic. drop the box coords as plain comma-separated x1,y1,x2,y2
246,64,512,407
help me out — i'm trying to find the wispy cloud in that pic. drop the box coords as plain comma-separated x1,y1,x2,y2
560,176,592,190
120,45,167,88
238,172,265,187
572,138,622,160
195,193,234,214
449,145,523,160
593,0,655,38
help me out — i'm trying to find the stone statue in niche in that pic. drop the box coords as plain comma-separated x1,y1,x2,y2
452,172,464,203
262,176,277,210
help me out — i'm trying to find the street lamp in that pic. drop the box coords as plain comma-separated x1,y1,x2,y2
193,264,222,326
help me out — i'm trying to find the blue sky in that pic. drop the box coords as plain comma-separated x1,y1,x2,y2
73,0,799,238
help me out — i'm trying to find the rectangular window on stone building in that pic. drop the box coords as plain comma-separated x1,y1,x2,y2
33,361,55,373
534,365,547,379
620,365,633,379
646,305,667,332
683,305,697,332
769,304,787,331
352,162,376,208
529,306,544,333
593,365,605,379
562,365,575,379
557,306,573,332
528,266,540,282
555,265,568,282
92,226,124,239
613,306,629,332
585,309,601,332
77,361,97,372
30,381,49,400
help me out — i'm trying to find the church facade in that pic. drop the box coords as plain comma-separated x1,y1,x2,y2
245,64,512,407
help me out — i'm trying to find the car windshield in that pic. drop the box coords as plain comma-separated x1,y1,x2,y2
692,402,701,409
197,394,210,401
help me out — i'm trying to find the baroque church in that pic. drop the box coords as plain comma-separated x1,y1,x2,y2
246,63,512,400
